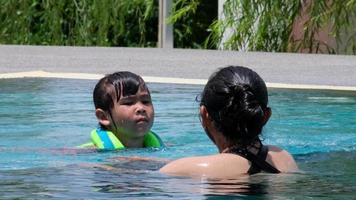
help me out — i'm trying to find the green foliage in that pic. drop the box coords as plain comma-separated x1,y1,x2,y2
171,0,356,54
205,0,301,52
2,0,355,53
0,0,158,47
169,0,217,48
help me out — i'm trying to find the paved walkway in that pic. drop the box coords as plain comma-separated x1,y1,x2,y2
0,45,355,90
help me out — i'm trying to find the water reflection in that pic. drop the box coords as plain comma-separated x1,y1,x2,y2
89,158,290,198
79,150,356,199
202,177,269,196
1,151,355,200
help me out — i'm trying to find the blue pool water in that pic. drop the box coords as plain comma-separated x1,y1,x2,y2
0,78,355,199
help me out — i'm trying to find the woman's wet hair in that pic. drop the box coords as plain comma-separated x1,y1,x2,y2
93,71,149,112
200,66,268,146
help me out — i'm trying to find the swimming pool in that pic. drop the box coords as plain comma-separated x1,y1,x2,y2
0,78,355,199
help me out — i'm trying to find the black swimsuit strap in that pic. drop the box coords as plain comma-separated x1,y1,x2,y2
227,145,280,175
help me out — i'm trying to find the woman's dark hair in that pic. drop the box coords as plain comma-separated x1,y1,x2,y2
200,66,269,145
93,71,148,112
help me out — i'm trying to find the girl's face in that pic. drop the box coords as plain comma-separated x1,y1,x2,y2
109,87,154,139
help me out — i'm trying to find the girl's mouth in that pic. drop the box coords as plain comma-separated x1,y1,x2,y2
136,117,148,124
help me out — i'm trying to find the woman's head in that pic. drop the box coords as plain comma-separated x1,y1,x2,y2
200,66,270,146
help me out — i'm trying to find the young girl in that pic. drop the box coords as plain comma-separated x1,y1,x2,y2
81,71,163,150
160,66,298,178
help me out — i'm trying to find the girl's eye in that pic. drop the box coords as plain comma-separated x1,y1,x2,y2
121,101,134,105
142,100,152,105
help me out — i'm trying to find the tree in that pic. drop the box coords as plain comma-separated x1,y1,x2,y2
170,0,356,54
169,0,217,48
0,0,158,47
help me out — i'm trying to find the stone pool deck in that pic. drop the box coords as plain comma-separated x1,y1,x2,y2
0,45,355,90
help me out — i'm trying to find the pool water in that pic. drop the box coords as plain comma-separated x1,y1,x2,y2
0,78,355,199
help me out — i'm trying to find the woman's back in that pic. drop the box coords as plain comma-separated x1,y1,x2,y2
160,145,297,179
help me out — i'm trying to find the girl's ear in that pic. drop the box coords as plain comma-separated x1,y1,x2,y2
95,109,110,126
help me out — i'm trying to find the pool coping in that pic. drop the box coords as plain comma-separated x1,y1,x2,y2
0,70,355,91
0,45,355,91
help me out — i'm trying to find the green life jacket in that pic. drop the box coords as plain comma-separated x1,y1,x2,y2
79,128,164,150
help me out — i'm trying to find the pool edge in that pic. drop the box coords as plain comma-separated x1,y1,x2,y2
0,70,355,91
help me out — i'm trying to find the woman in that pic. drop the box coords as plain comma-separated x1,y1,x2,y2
160,66,298,178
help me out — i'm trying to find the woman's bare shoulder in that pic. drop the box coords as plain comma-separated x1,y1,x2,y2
159,155,216,175
159,154,249,178
267,145,299,172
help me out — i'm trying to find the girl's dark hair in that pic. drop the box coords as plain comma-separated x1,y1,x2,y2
200,66,268,145
93,71,148,112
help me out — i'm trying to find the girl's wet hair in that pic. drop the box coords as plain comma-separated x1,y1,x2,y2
93,71,149,111
200,66,268,146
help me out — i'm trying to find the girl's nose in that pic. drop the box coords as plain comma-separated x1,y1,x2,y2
135,103,146,114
